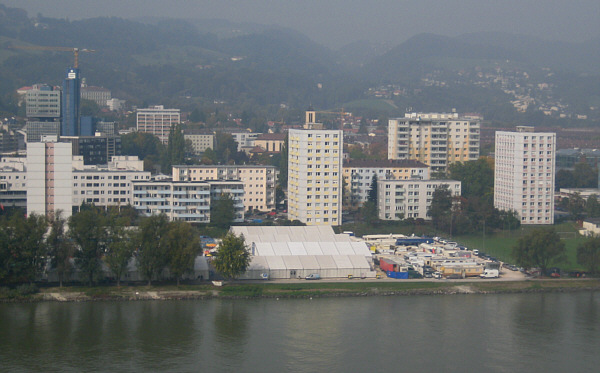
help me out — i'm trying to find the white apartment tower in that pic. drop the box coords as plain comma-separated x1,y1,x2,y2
136,105,180,144
494,126,555,225
288,126,343,226
388,112,480,173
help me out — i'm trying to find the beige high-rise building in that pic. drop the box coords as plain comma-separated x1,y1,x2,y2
494,126,555,225
288,127,343,226
388,112,480,173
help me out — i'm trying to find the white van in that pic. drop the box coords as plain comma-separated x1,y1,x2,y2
480,269,499,278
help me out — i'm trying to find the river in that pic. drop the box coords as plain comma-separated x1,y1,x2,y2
1,292,599,372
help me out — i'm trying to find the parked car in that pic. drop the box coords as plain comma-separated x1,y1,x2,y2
305,273,321,280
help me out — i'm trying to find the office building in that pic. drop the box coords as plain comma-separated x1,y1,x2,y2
494,126,555,225
26,84,61,119
136,105,180,144
342,159,430,206
377,179,462,220
388,112,480,173
61,68,81,136
288,125,343,226
81,86,111,107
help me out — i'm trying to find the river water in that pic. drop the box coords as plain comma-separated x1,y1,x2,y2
1,292,599,372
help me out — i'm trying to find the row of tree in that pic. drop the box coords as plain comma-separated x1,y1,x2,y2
0,206,201,287
512,228,600,276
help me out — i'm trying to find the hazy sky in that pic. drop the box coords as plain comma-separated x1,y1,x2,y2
4,0,600,47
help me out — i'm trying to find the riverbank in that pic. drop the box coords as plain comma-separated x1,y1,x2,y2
2,278,599,302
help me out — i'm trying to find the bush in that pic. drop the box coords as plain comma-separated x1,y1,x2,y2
220,285,263,297
16,284,39,296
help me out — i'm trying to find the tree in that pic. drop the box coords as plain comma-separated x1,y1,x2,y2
512,228,567,275
69,206,107,286
367,174,378,204
47,211,74,287
137,214,170,285
212,232,250,280
428,185,452,232
165,124,186,171
586,195,600,218
577,236,600,274
567,192,586,219
448,158,494,199
166,221,201,286
189,107,206,123
278,134,288,188
0,212,47,284
104,213,137,287
211,193,236,229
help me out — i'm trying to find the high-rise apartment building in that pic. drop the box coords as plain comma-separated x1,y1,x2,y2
388,113,480,173
136,105,180,144
288,127,343,225
61,68,81,137
494,126,555,225
26,141,73,218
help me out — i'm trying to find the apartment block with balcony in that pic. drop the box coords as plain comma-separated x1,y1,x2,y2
377,179,462,221
342,159,430,206
494,126,555,225
132,178,244,223
172,165,278,212
288,128,343,226
388,112,480,173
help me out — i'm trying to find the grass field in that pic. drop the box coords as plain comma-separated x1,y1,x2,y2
453,222,584,271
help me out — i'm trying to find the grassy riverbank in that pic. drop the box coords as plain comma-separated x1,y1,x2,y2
2,279,599,302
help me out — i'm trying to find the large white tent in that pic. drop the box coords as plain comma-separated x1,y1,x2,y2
232,226,376,280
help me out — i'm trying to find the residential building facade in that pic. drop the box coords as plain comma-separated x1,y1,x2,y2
388,112,480,173
172,165,278,212
377,179,462,220
183,129,215,154
26,141,73,218
136,105,180,144
132,179,244,223
288,128,343,225
494,126,555,225
342,159,430,205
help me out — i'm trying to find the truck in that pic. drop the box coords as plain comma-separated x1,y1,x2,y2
480,269,499,278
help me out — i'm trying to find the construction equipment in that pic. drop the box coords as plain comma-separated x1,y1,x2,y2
8,45,95,68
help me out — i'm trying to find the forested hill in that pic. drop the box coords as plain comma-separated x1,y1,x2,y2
1,4,599,126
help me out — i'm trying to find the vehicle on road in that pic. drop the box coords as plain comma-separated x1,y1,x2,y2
305,273,321,280
480,269,499,278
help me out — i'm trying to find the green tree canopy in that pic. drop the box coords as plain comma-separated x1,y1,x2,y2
512,228,567,275
428,185,453,232
47,211,74,287
104,211,138,287
69,206,108,285
448,158,494,199
212,232,250,280
166,221,201,285
367,174,378,204
211,193,236,229
577,236,600,274
137,214,170,285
